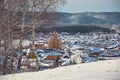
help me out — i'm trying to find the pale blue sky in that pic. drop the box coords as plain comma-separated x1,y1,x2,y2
59,0,120,13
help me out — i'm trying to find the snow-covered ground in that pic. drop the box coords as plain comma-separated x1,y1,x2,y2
1,59,120,80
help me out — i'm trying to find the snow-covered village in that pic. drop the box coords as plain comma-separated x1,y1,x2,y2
0,0,120,80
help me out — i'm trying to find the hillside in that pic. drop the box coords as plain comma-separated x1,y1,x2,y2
1,59,120,80
56,12,120,27
36,12,120,33
10,12,120,38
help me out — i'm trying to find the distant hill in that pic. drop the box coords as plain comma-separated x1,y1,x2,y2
56,12,120,28
12,12,120,37
35,12,120,33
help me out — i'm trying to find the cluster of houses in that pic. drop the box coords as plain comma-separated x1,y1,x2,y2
0,31,120,74
20,32,120,69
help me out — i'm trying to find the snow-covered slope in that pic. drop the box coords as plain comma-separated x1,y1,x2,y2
56,12,120,27
1,59,120,80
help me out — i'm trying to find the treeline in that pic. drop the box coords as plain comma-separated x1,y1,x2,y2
36,25,113,34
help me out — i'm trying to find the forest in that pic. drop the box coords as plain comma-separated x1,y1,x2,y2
36,25,114,34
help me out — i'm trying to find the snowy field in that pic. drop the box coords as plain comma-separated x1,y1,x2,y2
0,59,120,80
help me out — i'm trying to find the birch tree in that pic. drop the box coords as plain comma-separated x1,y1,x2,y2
0,0,66,74
16,0,66,71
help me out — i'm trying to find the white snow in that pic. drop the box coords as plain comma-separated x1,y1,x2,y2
1,59,120,80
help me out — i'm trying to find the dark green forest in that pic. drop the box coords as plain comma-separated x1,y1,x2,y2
36,25,113,34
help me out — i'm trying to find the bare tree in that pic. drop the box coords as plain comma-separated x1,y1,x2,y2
25,0,66,50
0,0,23,74
16,0,66,71
0,0,66,74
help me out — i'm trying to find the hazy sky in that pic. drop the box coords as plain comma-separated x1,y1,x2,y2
59,0,120,13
